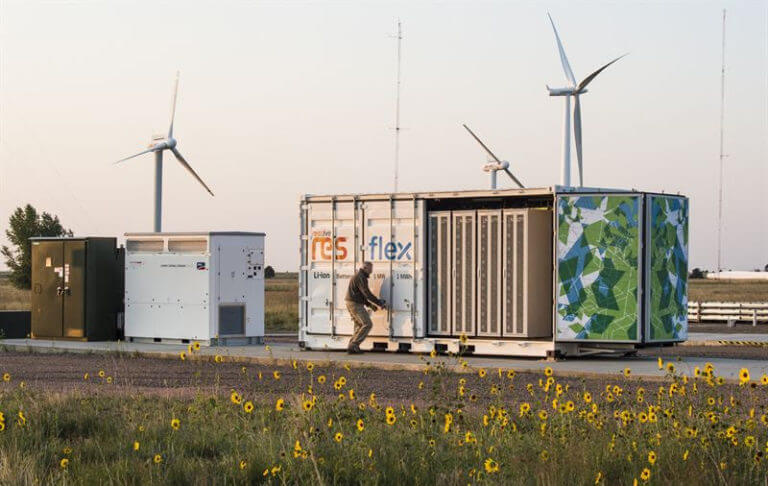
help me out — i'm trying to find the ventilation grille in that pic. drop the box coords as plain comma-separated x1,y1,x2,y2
168,239,207,253
126,239,163,252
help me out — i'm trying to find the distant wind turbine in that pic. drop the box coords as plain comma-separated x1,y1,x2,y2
463,124,524,190
115,72,214,232
546,13,626,187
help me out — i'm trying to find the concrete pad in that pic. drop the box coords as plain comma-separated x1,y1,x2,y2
1,338,766,383
688,332,768,343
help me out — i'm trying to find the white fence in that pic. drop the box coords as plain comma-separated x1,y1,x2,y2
688,302,768,323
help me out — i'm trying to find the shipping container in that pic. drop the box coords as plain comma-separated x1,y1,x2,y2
124,232,265,345
30,237,123,341
298,187,689,357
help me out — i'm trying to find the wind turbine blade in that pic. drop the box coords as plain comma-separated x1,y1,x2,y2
573,95,583,187
168,71,179,138
170,147,214,196
576,54,627,92
547,13,576,87
462,124,503,164
115,148,153,164
503,167,525,189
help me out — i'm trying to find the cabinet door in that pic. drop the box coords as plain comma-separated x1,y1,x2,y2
31,240,64,337
503,211,526,336
63,240,86,338
477,211,502,337
427,212,451,335
452,212,475,336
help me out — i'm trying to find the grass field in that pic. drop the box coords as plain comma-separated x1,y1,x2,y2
688,279,768,303
0,351,766,484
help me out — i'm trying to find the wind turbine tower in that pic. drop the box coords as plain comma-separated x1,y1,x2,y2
116,73,214,232
546,13,625,187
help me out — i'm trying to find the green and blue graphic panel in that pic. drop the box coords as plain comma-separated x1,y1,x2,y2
556,195,641,342
647,195,689,342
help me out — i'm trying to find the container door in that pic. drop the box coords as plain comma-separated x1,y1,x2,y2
331,201,358,336
362,199,419,338
452,211,475,336
31,240,64,338
427,212,451,335
555,194,642,342
306,202,336,335
63,240,86,338
645,195,689,342
503,211,526,336
477,210,502,337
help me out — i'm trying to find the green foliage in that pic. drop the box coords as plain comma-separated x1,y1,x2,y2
1,205,72,289
264,266,276,279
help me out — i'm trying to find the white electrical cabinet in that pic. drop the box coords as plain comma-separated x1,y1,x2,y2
124,232,265,345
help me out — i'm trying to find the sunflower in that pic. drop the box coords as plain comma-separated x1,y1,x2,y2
507,369,516,379
640,468,650,481
334,432,343,443
745,436,756,448
302,400,314,412
519,402,531,415
385,406,395,416
106,376,113,384
187,344,194,354
179,352,186,361
192,341,201,351
538,410,548,421
459,333,468,344
338,376,347,386
349,389,356,400
318,375,326,384
428,439,436,447
133,441,140,451
275,398,285,411
623,368,631,377
540,450,549,462
170,418,180,430
153,454,162,464
356,419,365,432
83,373,89,380
544,367,553,377
214,355,224,363
307,362,315,372
386,414,396,426
1,372,10,382
60,458,69,469
273,371,281,380
239,460,247,470
647,451,656,465
583,392,592,403
761,374,768,385
484,458,499,473
243,401,254,413
478,368,487,378
739,368,750,384
98,370,105,378
230,391,242,405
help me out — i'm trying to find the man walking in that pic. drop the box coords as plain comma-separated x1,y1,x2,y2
345,262,386,354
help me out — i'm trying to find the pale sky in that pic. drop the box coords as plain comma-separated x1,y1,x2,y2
0,0,765,272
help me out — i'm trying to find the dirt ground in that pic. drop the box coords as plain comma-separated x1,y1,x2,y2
0,351,765,410
689,322,768,334
637,345,768,360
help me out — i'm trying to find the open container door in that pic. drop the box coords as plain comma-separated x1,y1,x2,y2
555,193,643,343
644,195,689,342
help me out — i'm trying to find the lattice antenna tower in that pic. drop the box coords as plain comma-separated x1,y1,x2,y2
717,9,727,274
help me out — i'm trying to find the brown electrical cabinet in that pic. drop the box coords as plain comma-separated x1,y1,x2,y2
30,237,122,341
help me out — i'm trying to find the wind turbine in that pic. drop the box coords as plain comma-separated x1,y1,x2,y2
463,124,524,190
116,72,214,232
546,13,626,187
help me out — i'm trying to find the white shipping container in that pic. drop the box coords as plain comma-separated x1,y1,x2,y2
124,232,265,345
299,187,690,358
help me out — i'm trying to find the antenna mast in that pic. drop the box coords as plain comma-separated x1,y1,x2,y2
393,19,403,193
716,9,726,275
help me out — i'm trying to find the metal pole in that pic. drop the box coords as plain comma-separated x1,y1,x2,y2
393,20,403,193
716,9,726,275
490,170,497,190
561,96,571,187
154,151,163,232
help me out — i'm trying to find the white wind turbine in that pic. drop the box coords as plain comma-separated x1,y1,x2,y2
115,72,214,232
463,124,524,190
546,13,626,187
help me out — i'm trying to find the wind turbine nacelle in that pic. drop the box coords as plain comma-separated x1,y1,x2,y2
483,160,509,172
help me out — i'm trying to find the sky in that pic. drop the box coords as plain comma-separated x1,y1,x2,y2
0,0,765,272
